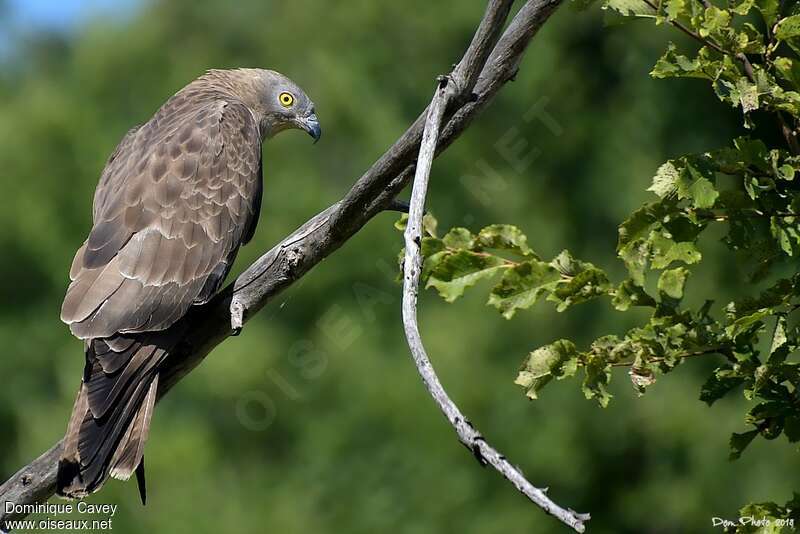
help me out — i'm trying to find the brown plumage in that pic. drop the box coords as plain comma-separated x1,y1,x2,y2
57,68,320,501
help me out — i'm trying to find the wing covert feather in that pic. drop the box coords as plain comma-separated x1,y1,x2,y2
62,92,263,340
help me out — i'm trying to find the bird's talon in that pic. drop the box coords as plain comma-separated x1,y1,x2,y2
386,199,411,213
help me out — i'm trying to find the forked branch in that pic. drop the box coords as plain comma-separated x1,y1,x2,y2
400,72,589,534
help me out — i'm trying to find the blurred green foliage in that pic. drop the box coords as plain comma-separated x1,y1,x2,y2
1,0,799,532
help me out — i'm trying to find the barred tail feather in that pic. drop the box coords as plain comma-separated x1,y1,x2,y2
57,336,167,502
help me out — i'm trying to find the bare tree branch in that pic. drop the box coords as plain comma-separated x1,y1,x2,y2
1,0,566,528
400,72,590,534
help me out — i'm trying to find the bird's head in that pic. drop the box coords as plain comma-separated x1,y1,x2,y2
219,68,321,143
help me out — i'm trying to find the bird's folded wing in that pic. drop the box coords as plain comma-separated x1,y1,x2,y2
61,94,263,340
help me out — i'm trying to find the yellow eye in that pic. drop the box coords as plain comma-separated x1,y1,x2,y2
279,92,295,107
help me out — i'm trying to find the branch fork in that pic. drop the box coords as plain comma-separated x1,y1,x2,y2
400,11,588,528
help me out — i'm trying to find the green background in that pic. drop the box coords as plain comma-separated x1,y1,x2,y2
0,1,797,532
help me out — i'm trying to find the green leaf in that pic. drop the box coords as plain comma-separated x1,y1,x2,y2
732,0,755,16
774,57,800,88
395,212,438,237
736,23,767,54
664,213,705,241
652,44,707,79
657,267,690,299
550,250,585,277
549,252,614,310
618,201,668,250
618,200,672,284
488,260,561,318
755,0,780,25
699,6,731,38
678,162,719,209
423,213,439,237
777,164,795,181
442,227,475,250
613,279,657,310
770,217,798,256
775,14,800,40
734,137,770,169
650,232,702,269
603,0,654,16
784,415,800,442
687,176,719,208
729,429,759,460
421,236,445,257
394,213,409,231
424,250,505,302
664,0,688,20
619,243,648,286
515,340,579,399
770,314,789,358
548,265,612,311
700,367,744,406
582,355,613,407
476,224,533,256
726,309,770,339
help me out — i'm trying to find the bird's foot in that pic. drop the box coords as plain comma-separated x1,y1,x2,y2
386,199,411,213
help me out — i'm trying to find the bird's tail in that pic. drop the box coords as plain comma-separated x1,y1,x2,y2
57,335,167,503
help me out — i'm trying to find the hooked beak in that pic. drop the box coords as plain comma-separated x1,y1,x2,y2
299,112,321,144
